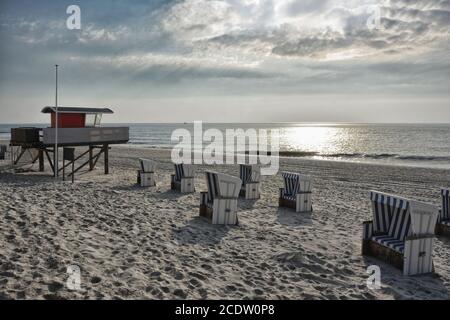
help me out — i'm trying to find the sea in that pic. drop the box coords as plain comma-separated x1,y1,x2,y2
1,123,449,169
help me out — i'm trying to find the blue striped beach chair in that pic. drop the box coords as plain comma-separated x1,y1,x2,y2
436,188,450,236
362,191,439,275
238,164,261,200
199,171,242,225
137,158,157,187
0,145,7,160
171,163,196,193
278,172,312,213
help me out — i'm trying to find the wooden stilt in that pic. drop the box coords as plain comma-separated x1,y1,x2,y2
92,150,101,168
58,149,90,173
72,159,75,183
104,144,109,174
45,149,55,174
89,146,94,171
14,147,26,165
68,147,104,177
31,151,40,164
39,150,44,172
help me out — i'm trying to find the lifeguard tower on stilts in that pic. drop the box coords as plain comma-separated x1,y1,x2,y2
9,107,129,177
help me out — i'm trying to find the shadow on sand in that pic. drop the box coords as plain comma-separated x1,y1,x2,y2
436,235,450,248
276,207,313,226
154,189,200,201
0,171,57,186
361,255,450,299
111,184,143,192
172,216,233,245
237,198,259,210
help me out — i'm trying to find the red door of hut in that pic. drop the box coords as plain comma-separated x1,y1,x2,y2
51,113,86,128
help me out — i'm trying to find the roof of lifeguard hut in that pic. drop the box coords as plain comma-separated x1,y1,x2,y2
41,107,114,114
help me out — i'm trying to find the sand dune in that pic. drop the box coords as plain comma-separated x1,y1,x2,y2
0,146,449,299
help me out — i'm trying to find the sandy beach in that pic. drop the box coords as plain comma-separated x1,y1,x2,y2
1,145,450,300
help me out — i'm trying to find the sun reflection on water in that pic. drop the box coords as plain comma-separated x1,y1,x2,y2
281,125,354,156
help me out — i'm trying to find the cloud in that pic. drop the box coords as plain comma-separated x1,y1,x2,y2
3,0,449,62
0,0,449,111
157,0,450,61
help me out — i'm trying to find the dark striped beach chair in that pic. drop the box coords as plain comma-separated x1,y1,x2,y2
362,191,439,275
199,171,242,225
0,145,7,160
238,164,261,200
137,158,157,187
171,163,195,193
436,188,450,236
278,172,312,213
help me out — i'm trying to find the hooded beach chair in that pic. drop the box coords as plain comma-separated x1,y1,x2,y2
137,158,157,187
199,171,242,225
238,164,261,200
362,191,439,275
278,172,312,213
436,188,450,236
171,163,196,193
0,145,6,160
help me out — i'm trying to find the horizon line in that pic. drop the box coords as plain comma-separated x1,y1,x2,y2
1,121,450,125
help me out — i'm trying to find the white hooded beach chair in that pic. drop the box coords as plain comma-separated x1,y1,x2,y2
137,158,157,187
171,163,196,193
278,172,312,213
238,164,261,200
362,191,439,275
436,188,450,236
199,171,242,225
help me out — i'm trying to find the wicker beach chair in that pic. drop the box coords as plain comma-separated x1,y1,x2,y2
0,145,7,160
171,163,196,193
436,188,450,236
199,171,242,225
278,172,312,213
362,191,439,275
137,158,157,187
238,164,261,200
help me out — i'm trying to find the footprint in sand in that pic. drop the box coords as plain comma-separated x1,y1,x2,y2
160,286,170,293
201,264,213,271
225,285,237,292
90,276,102,284
47,281,64,293
173,289,187,299
189,272,206,281
150,271,161,278
189,278,201,287
173,271,184,280
197,288,208,299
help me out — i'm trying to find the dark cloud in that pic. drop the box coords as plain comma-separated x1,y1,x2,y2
0,0,448,113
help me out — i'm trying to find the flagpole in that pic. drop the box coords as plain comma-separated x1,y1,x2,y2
54,64,59,178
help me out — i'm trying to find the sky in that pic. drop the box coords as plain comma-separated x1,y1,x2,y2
0,0,449,123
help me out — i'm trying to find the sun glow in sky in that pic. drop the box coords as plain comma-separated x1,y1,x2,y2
0,0,449,123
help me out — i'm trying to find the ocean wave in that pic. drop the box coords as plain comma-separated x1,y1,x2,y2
279,151,450,162
125,142,450,163
278,151,318,157
395,155,450,161
322,153,395,159
322,153,450,162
